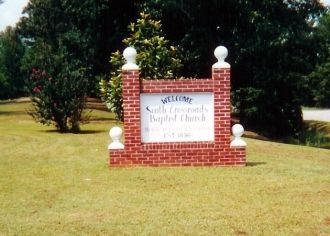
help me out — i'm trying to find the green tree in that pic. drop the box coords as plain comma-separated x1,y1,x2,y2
142,0,326,137
16,0,134,132
100,12,182,120
308,62,330,107
307,12,330,108
0,26,25,99
16,0,328,137
18,0,94,132
18,0,138,94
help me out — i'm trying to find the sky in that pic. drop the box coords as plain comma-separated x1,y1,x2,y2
0,0,29,31
0,0,330,32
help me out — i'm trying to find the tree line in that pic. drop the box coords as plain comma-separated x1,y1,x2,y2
0,0,329,136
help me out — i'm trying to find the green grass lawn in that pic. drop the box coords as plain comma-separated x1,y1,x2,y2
0,100,329,235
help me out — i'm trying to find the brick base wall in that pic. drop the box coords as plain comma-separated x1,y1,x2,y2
110,144,245,167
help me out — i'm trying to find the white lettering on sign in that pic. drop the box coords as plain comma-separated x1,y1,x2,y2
140,93,214,143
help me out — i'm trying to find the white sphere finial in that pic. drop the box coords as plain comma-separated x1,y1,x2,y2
122,47,139,70
230,124,247,147
212,46,230,69
214,46,228,62
108,126,124,149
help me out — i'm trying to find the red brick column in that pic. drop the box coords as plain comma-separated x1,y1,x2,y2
122,69,141,150
213,68,231,147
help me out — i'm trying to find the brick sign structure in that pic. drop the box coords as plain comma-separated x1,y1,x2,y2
108,46,246,167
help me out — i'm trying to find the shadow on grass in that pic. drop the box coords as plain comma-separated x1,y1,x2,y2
0,98,30,104
246,162,267,167
79,130,105,134
41,129,105,134
0,110,27,116
89,117,116,122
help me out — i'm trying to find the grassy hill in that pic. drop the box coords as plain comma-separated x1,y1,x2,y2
0,100,329,235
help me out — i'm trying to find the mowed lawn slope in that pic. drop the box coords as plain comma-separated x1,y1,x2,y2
0,100,329,236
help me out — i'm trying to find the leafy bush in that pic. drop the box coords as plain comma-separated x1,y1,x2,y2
100,12,182,120
233,73,304,138
99,51,124,121
27,43,89,133
0,71,10,97
292,122,330,149
308,61,330,108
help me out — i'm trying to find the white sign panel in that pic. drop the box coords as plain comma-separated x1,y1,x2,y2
140,93,214,143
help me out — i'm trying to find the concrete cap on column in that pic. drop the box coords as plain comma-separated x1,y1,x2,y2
230,124,247,147
122,47,139,70
108,126,124,149
212,46,230,69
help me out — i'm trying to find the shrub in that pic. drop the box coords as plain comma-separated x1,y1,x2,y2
100,12,182,120
28,43,89,133
293,122,330,149
0,71,10,97
233,75,304,138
